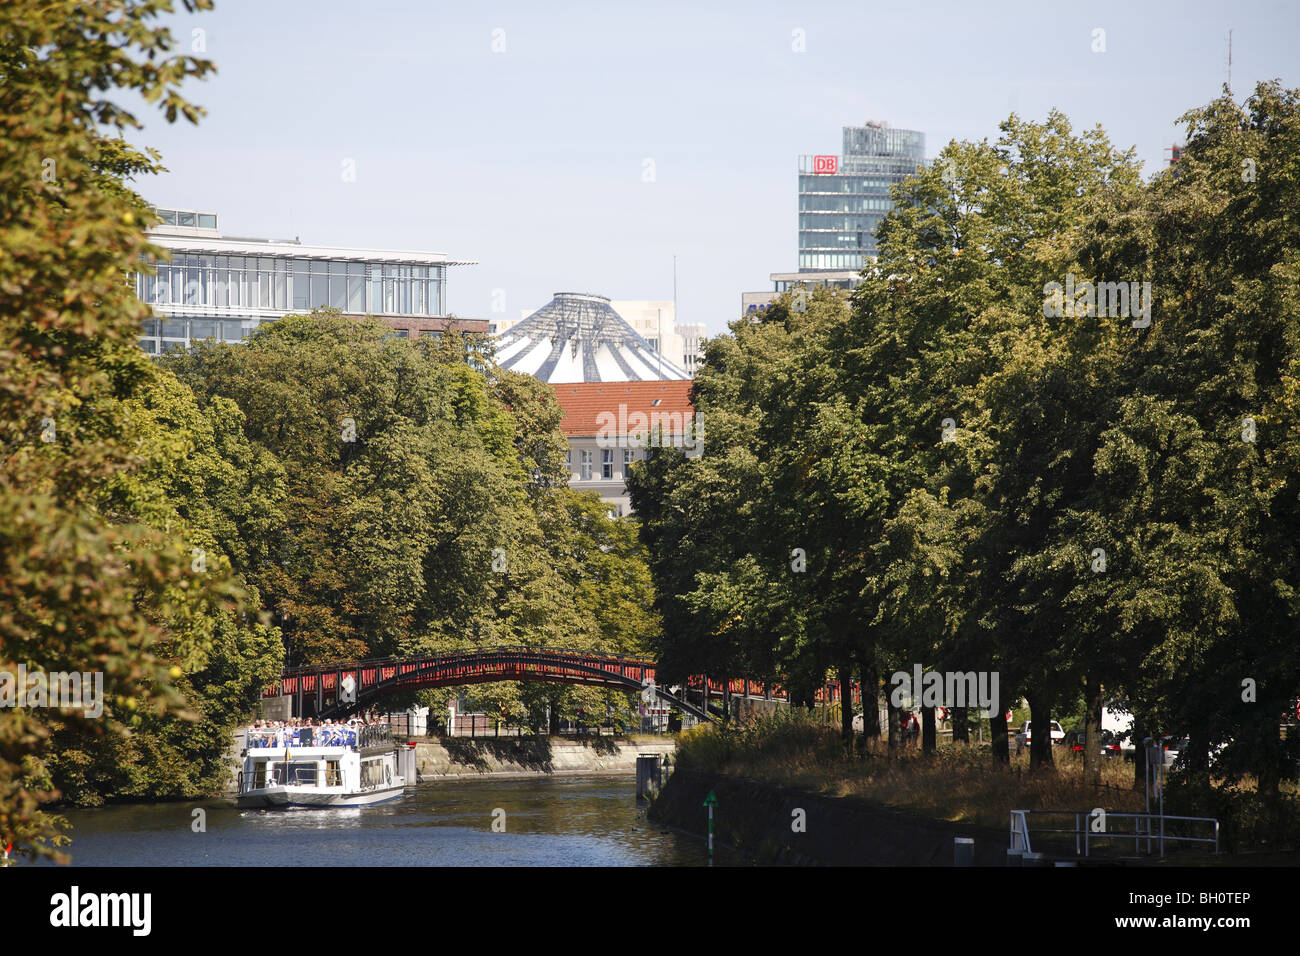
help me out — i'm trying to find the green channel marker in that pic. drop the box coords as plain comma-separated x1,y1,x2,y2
702,789,717,866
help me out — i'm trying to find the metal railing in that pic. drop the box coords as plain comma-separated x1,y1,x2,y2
238,765,345,793
1009,809,1219,859
244,723,392,751
357,723,393,750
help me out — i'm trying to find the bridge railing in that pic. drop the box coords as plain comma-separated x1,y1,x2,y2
266,647,855,725
277,646,658,678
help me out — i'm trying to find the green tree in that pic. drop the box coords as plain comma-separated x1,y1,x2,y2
168,313,661,731
0,0,232,859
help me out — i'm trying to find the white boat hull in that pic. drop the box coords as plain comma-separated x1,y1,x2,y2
238,779,406,810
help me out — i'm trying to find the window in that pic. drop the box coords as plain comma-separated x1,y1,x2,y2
602,449,613,479
311,275,328,310
291,269,309,310
622,448,635,473
190,319,218,340
580,450,592,480
566,449,572,474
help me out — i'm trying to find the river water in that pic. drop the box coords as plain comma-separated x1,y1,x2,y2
35,774,743,867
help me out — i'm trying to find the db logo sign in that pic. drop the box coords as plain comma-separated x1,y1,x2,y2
813,155,838,174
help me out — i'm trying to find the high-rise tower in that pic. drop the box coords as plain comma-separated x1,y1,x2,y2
797,121,925,273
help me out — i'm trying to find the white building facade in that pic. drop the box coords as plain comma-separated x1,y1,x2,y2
135,206,481,354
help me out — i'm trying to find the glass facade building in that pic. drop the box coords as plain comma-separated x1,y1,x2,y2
797,122,925,272
135,207,472,354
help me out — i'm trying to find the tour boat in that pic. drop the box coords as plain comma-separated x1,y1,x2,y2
237,722,408,809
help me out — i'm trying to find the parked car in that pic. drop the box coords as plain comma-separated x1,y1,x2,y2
1102,703,1135,757
1015,720,1064,753
1063,726,1085,755
1099,729,1125,759
1063,726,1124,759
1156,736,1188,768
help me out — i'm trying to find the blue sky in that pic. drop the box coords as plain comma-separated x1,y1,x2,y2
133,0,1296,335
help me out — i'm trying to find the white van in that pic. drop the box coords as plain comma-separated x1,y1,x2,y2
1101,703,1135,756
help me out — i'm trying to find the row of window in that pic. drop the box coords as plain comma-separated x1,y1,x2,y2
800,213,886,232
773,276,861,292
138,316,451,349
798,253,869,271
566,448,642,480
799,194,896,213
800,233,877,251
843,127,924,153
155,208,217,229
799,175,901,195
134,257,446,317
150,254,443,279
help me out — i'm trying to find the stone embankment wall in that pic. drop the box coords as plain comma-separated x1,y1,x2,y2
413,736,675,779
650,768,1007,866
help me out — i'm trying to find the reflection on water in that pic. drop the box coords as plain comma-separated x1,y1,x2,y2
35,775,747,867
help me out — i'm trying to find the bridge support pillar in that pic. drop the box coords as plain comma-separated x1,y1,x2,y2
636,753,662,803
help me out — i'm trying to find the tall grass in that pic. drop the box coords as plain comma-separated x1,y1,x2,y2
678,710,1142,830
676,711,1300,850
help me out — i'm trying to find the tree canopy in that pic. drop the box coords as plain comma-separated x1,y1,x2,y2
630,83,1300,813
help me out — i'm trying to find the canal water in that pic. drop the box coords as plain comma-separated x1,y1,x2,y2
35,774,746,867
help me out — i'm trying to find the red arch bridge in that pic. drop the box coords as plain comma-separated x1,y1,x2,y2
262,646,860,723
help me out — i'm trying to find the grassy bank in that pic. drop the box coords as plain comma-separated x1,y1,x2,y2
675,711,1300,852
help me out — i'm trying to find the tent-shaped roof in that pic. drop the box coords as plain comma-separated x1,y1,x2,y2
494,292,689,383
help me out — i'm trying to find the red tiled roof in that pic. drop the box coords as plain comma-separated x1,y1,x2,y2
552,380,695,436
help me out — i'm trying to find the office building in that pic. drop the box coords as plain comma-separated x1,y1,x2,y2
134,206,485,354
742,271,863,317
742,120,925,315
798,120,925,272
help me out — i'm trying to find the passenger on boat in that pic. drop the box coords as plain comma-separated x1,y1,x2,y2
246,716,380,748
